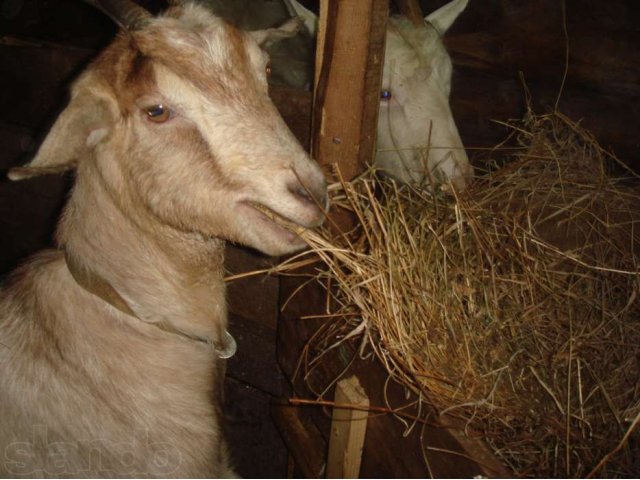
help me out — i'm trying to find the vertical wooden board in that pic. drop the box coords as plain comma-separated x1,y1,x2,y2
326,376,370,479
278,0,389,382
276,4,388,474
312,0,388,181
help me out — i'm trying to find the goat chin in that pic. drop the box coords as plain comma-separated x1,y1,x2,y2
237,200,324,256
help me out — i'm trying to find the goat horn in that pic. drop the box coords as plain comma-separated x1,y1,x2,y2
82,0,152,30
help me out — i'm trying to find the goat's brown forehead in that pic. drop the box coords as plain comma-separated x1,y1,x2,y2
134,22,256,97
91,19,262,113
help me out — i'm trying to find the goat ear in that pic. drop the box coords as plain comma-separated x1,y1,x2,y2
250,16,305,48
283,0,317,37
425,0,468,35
8,90,113,181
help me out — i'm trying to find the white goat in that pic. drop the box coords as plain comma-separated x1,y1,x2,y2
287,0,473,189
0,0,327,477
200,0,314,89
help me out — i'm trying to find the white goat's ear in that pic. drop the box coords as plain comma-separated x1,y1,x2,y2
283,0,317,37
250,16,304,47
8,90,113,181
425,0,468,35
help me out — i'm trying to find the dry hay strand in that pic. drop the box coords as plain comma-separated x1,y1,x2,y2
283,110,640,478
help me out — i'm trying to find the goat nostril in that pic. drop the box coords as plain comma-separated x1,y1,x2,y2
289,182,327,210
318,191,329,210
292,186,312,202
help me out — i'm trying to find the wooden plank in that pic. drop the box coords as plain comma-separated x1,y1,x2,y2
326,376,370,479
277,5,388,472
277,5,387,474
272,403,327,479
349,357,510,478
312,0,389,181
278,0,389,377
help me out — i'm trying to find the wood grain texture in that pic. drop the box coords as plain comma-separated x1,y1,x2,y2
272,402,327,478
312,0,389,181
326,376,370,479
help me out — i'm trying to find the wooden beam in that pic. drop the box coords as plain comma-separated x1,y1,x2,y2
326,376,370,479
312,0,389,181
271,403,327,479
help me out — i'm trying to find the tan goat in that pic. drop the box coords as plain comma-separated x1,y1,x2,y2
0,0,327,477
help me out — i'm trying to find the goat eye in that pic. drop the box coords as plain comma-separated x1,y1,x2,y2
145,104,171,123
265,62,272,77
380,89,392,100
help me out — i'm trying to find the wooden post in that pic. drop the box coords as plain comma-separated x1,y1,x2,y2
312,0,389,181
326,376,370,479
277,0,386,476
277,0,389,379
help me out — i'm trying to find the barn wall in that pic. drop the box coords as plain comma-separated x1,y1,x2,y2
432,0,640,167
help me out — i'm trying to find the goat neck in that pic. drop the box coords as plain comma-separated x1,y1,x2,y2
57,160,229,349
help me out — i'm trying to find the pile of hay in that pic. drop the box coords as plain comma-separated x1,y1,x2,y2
288,110,640,477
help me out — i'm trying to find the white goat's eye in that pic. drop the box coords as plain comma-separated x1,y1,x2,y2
145,104,171,123
380,90,392,101
265,62,272,77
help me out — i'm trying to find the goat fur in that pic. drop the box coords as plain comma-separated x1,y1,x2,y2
0,3,326,477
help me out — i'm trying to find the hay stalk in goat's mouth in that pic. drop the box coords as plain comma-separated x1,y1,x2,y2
247,201,308,236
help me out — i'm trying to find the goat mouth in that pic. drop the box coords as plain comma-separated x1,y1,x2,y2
245,201,309,243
